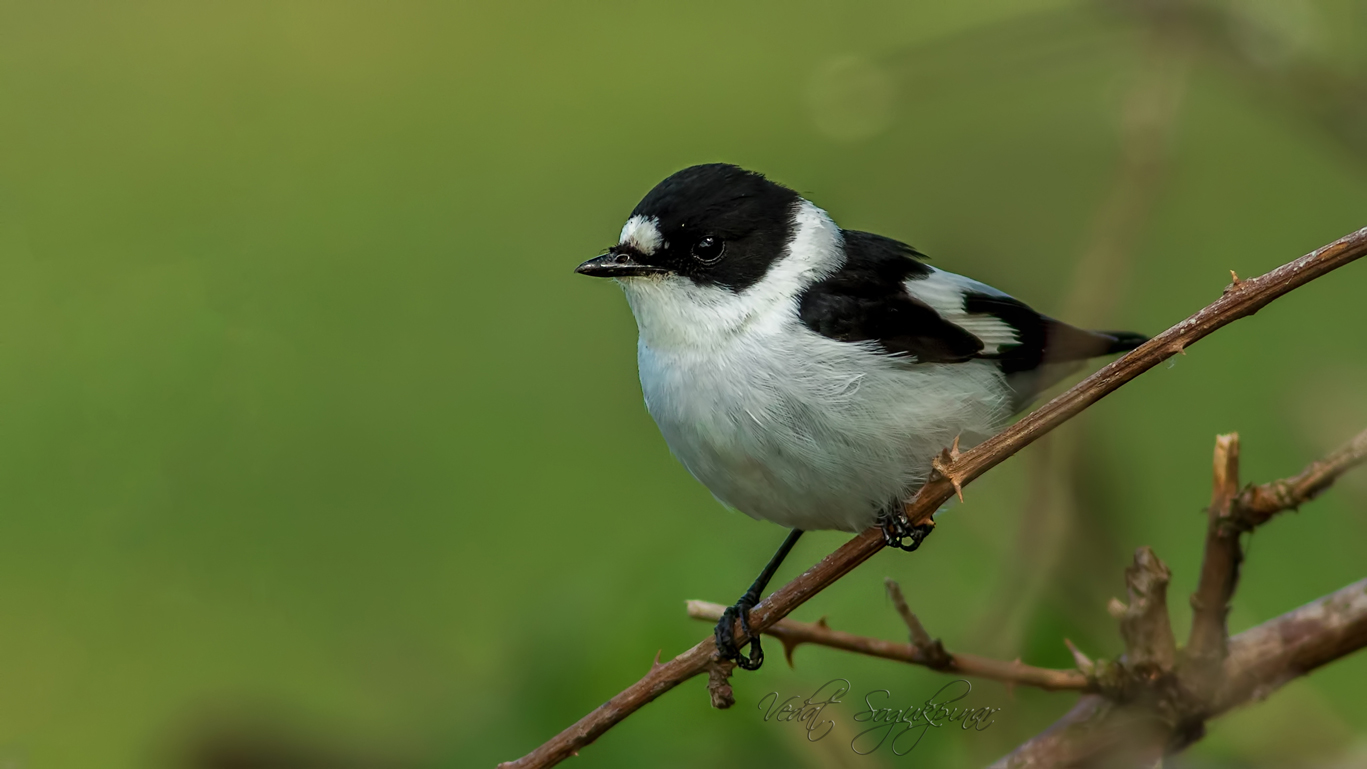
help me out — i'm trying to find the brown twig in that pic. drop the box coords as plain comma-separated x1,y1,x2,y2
992,578,1367,768
885,578,934,648
1237,427,1367,525
685,600,1088,692
1185,428,1367,695
1212,578,1367,715
704,660,737,710
1184,433,1243,692
994,429,1367,766
498,228,1367,769
1108,546,1177,676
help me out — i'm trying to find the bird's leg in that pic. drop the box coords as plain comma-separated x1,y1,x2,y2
879,506,935,552
880,434,960,551
715,528,804,671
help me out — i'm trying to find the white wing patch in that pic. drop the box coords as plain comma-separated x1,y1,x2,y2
904,268,1020,354
619,215,664,255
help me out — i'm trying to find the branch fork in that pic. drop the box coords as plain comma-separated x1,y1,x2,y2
994,427,1367,767
885,578,956,671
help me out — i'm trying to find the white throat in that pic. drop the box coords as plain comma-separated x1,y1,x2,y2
617,199,844,351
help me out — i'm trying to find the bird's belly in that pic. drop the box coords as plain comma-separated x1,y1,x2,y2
637,335,1010,532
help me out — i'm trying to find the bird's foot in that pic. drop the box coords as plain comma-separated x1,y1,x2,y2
932,434,966,502
714,597,764,671
880,511,935,552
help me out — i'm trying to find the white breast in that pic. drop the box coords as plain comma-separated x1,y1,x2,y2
637,324,1009,531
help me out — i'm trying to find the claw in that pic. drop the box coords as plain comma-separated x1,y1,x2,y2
737,609,762,670
715,601,764,671
880,511,936,552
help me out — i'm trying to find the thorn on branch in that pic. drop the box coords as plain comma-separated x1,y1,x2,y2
931,434,966,502
684,599,1086,691
1065,639,1096,676
783,616,828,666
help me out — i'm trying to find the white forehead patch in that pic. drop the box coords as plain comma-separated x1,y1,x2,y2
619,215,664,255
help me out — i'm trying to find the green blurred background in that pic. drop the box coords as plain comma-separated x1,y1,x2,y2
1,1,1365,767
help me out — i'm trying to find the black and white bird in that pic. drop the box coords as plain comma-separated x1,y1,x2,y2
576,164,1146,670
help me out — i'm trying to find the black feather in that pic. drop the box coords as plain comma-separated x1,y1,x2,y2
1098,330,1149,354
798,231,985,363
799,232,1149,385
960,292,1143,374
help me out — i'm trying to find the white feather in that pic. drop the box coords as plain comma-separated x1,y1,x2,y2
903,268,1020,354
619,215,664,255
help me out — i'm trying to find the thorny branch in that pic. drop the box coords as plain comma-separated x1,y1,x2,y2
499,231,1367,769
685,599,1089,692
1237,427,1367,525
993,428,1367,768
992,579,1367,769
1185,429,1367,699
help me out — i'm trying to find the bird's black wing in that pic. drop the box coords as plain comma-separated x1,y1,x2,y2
799,230,1147,379
797,231,986,363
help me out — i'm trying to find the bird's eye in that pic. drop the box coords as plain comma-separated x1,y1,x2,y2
692,236,725,264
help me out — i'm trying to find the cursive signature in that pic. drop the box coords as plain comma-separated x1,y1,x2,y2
757,678,1000,755
756,678,850,741
851,680,999,755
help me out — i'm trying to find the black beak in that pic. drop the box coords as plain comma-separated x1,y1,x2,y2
575,251,668,278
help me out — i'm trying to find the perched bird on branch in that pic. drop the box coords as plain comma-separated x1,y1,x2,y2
576,164,1146,670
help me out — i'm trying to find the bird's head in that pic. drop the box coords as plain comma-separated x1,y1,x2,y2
577,163,808,288
577,164,842,348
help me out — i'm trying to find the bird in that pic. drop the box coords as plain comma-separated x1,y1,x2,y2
575,163,1147,670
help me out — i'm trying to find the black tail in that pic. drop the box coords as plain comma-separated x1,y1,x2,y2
1004,326,1149,411
1097,330,1149,354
